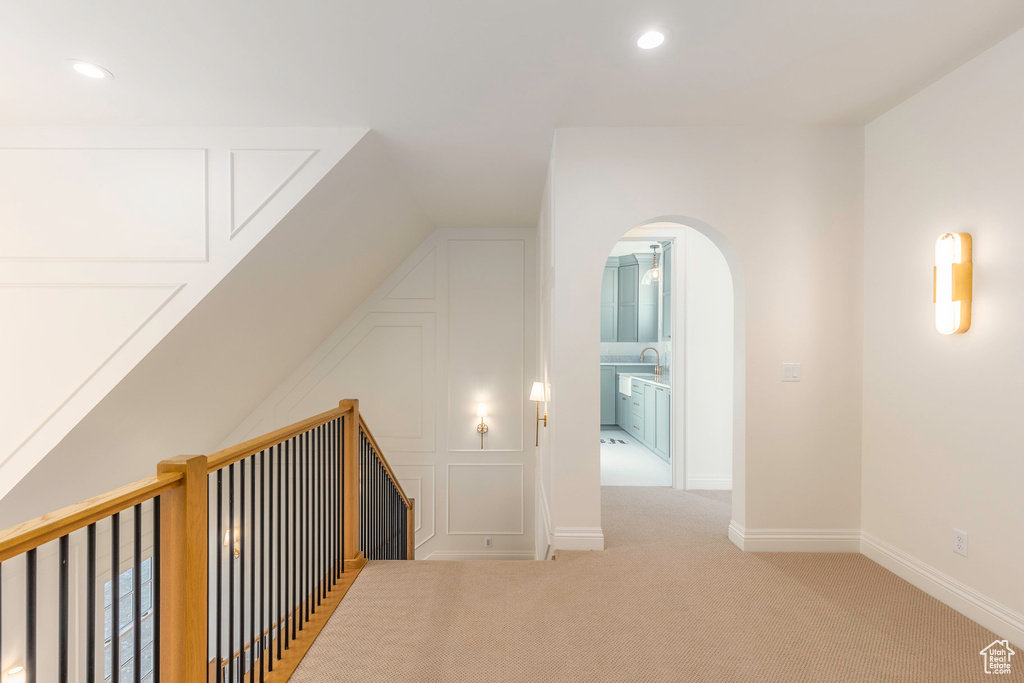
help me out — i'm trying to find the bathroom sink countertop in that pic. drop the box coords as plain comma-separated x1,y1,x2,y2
618,371,671,389
600,361,658,366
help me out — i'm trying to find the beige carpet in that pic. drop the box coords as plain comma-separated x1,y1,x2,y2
293,488,1019,682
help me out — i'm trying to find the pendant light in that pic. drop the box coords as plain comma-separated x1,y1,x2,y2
640,244,661,285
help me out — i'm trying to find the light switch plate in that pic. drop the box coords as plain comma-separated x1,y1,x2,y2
782,363,801,382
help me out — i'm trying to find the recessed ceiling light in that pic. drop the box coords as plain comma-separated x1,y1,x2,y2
71,61,113,79
635,27,670,50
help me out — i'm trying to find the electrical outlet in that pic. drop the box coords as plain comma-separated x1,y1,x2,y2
953,528,968,557
484,537,492,549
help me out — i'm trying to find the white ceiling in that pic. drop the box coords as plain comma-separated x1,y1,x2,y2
3,1,1023,228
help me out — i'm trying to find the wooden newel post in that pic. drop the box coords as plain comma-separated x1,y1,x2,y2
342,399,362,568
157,454,209,683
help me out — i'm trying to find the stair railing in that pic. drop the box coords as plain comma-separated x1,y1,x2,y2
0,398,413,683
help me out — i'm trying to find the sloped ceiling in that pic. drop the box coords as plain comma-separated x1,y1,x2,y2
2,2,1024,228
0,132,433,528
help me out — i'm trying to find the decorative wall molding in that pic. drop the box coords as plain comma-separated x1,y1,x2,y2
385,248,437,300
422,550,535,561
0,148,209,263
274,312,437,452
0,127,368,502
230,149,317,238
686,476,733,491
727,521,860,552
446,240,526,452
861,532,1024,647
0,283,184,470
446,463,524,536
392,464,436,549
553,526,605,551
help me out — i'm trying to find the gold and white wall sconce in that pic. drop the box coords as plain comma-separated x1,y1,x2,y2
223,528,240,559
476,403,489,449
934,232,973,334
530,381,548,447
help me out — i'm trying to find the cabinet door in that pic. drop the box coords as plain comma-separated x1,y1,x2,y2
654,387,671,461
617,264,639,342
617,391,629,430
643,383,657,447
600,266,618,342
637,255,659,343
661,244,672,341
600,366,616,425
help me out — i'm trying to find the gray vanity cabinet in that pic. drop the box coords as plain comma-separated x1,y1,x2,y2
600,366,616,425
600,266,618,342
643,382,657,447
653,385,671,461
616,262,639,342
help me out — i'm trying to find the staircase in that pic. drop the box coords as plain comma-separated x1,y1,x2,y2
0,399,412,683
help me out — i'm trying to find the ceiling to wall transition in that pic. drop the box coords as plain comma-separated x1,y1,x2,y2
3,1,1024,228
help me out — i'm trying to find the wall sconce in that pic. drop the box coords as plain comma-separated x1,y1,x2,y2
476,403,489,449
934,232,973,334
529,382,548,447
6,667,26,683
223,528,240,559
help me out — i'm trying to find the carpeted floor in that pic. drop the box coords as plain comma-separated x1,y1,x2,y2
293,487,1019,682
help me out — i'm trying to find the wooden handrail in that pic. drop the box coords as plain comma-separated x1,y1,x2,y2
0,396,409,683
0,472,183,563
358,416,411,508
206,403,353,472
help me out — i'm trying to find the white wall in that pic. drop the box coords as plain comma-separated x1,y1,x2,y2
863,28,1024,644
220,228,538,560
0,127,366,501
0,132,433,529
683,229,735,490
544,127,864,550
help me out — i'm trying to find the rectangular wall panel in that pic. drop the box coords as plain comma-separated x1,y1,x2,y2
0,148,207,260
448,240,524,451
447,464,524,535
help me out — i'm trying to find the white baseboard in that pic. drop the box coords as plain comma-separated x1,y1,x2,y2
553,526,605,551
422,550,536,561
728,521,860,552
861,532,1024,647
686,476,732,491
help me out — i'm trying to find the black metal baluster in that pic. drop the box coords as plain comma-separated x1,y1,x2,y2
133,504,142,683
111,513,120,683
316,425,322,606
268,445,275,673
87,523,97,683
303,429,310,623
283,439,291,650
228,465,234,683
276,441,283,660
216,471,223,683
240,458,246,683
59,534,69,682
340,417,345,576
153,497,161,683
259,450,265,683
26,548,37,683
250,454,256,683
290,436,297,641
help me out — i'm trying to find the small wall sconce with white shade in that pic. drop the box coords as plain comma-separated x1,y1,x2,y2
934,232,973,334
5,667,26,683
476,403,489,449
223,528,240,559
530,381,548,447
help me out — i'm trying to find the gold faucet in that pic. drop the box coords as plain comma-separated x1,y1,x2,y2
640,347,662,378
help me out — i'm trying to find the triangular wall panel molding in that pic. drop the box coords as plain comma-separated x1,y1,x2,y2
230,149,318,237
385,249,437,300
0,283,182,477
